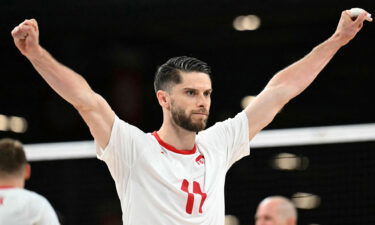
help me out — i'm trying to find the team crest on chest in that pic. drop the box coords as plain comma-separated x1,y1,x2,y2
195,155,205,165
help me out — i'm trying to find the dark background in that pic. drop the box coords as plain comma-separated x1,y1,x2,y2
0,0,374,224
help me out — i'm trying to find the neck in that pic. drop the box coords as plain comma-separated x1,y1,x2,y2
157,121,197,151
0,176,24,188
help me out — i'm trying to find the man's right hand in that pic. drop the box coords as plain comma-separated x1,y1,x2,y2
11,19,42,59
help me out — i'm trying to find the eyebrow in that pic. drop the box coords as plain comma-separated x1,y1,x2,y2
182,88,213,92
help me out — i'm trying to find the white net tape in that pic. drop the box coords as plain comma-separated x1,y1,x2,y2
24,123,375,161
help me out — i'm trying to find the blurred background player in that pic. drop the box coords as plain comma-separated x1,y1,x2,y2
255,196,297,225
0,138,60,225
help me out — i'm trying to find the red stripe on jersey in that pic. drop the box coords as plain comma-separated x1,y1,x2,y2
152,132,197,155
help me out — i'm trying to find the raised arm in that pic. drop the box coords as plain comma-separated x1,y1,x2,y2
11,19,115,149
246,10,372,140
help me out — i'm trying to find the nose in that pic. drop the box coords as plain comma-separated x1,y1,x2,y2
196,93,210,108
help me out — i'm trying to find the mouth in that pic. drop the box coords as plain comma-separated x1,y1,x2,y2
192,113,208,116
192,109,209,115
191,113,208,121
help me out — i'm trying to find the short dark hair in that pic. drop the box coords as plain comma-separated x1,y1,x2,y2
154,56,211,93
0,138,27,176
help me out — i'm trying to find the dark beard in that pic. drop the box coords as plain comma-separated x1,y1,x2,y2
171,105,208,132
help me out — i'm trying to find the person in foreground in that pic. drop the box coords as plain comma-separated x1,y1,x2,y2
10,9,371,225
0,138,60,225
255,196,297,225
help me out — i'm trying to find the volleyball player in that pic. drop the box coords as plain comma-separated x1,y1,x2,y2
0,138,60,225
10,9,371,225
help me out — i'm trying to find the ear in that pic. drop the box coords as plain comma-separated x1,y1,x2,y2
23,163,31,180
156,90,170,110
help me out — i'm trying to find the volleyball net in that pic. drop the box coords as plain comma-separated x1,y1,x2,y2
24,122,375,161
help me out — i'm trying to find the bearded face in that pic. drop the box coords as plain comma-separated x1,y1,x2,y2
170,100,209,132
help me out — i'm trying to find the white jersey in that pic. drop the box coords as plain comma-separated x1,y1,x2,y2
0,187,60,225
96,111,250,225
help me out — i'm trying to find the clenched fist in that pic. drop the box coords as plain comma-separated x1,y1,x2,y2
11,19,42,59
333,10,372,46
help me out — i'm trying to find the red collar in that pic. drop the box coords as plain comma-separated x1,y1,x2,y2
0,186,15,189
152,131,197,155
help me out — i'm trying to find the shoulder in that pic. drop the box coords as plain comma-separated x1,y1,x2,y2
113,116,150,138
22,189,50,204
198,111,248,137
106,115,154,146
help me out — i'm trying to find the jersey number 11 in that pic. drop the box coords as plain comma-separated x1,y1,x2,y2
181,179,207,214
